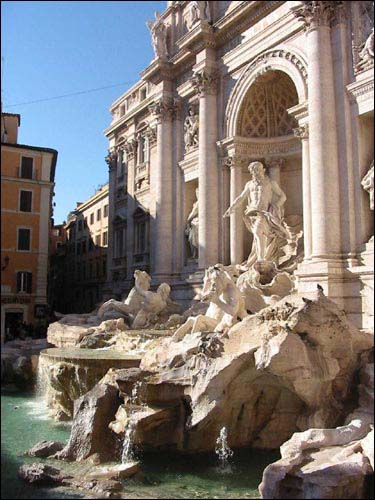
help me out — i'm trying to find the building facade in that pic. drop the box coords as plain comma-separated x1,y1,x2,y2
104,1,374,329
48,223,68,314
1,112,58,343
64,184,109,313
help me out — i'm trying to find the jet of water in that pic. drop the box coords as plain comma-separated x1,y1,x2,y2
215,426,234,468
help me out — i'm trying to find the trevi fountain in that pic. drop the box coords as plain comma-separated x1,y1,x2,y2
2,1,374,499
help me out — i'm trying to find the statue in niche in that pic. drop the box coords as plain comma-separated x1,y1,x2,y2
223,161,302,313
186,1,211,30
224,161,299,267
185,188,199,259
146,13,168,60
362,160,374,211
184,106,199,152
357,27,374,70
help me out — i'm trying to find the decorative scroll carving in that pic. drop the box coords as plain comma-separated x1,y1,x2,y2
105,149,118,171
149,99,175,122
291,1,344,30
293,123,309,140
191,69,218,96
184,105,199,152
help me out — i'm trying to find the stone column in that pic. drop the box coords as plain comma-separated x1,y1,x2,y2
149,98,174,278
104,148,118,295
123,138,137,281
192,68,219,269
227,156,244,265
294,124,312,260
292,1,343,261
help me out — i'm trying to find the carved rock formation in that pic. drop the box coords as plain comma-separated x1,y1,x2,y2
55,383,122,462
62,292,372,462
259,355,374,499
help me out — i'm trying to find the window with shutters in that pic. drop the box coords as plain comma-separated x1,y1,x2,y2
97,209,101,221
102,231,108,246
19,190,32,212
17,228,31,251
20,157,33,179
16,271,32,293
104,205,109,217
90,213,94,224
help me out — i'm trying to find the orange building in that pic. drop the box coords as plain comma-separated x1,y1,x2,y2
1,112,58,343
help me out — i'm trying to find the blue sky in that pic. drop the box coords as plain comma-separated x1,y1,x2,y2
1,1,165,224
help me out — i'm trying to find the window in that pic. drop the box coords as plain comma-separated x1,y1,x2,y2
16,271,32,293
97,209,101,221
82,240,87,254
78,220,83,231
103,231,108,246
104,205,109,217
53,228,60,237
140,87,147,101
95,234,101,246
90,213,94,225
114,227,125,257
19,191,32,212
20,157,33,179
17,228,31,251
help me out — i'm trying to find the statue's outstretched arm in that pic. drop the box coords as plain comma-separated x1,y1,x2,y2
223,185,248,218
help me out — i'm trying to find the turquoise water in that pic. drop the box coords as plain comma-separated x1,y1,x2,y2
1,388,279,499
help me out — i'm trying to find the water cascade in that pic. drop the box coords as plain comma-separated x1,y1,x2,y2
121,381,143,464
215,427,234,468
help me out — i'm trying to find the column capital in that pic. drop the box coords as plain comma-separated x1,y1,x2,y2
105,148,118,171
144,125,157,148
293,123,309,140
191,68,218,96
123,138,137,160
291,1,344,30
149,98,175,122
224,155,248,169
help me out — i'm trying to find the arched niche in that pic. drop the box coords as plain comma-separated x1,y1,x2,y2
226,48,308,138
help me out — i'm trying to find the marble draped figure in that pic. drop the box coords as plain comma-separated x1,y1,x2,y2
185,188,199,259
224,161,296,268
146,13,168,60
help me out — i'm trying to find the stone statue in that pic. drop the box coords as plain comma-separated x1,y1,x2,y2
146,14,168,59
172,265,247,341
362,160,374,210
185,188,199,259
132,282,172,329
184,106,199,152
223,161,299,269
186,1,211,30
97,270,151,320
357,27,374,71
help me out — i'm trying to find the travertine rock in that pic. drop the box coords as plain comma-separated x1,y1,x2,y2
18,463,71,485
27,440,65,458
259,357,374,499
137,292,373,452
55,383,121,462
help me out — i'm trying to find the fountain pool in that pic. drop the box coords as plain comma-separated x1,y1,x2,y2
1,388,279,499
